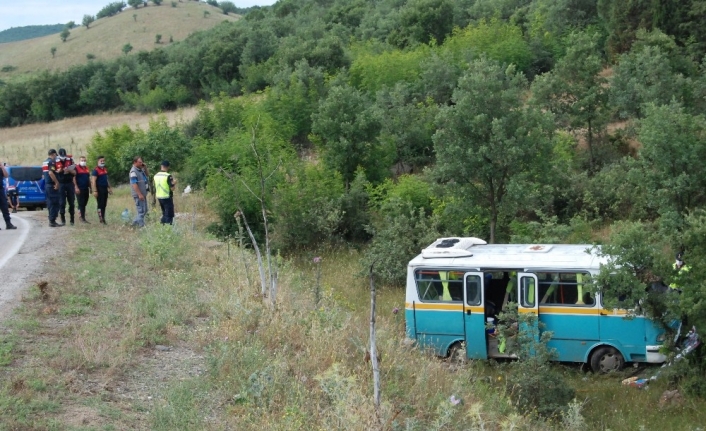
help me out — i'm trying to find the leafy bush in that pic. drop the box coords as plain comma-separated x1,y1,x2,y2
364,201,440,285
500,309,576,418
87,124,136,180
271,164,345,252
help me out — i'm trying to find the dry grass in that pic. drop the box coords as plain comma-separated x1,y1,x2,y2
0,107,198,165
0,2,238,80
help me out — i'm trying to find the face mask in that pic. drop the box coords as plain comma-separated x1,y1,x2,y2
98,162,105,167
80,161,86,167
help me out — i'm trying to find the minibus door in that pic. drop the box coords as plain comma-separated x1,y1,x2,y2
463,272,488,359
517,273,539,342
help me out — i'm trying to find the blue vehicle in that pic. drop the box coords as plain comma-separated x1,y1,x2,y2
405,237,668,373
3,166,46,211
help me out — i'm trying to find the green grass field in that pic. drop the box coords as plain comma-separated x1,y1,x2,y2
0,188,704,430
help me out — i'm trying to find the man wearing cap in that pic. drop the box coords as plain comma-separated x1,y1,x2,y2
42,149,62,227
154,160,177,225
0,163,18,230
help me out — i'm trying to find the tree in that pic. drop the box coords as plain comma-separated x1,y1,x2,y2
388,0,455,48
433,58,555,243
155,34,162,43
128,0,142,8
311,84,391,187
122,43,133,55
532,31,608,171
82,14,95,29
637,102,706,220
60,28,70,42
153,0,163,5
220,1,237,15
50,47,57,58
65,21,76,29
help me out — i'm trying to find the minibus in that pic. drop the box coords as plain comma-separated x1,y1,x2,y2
405,237,667,373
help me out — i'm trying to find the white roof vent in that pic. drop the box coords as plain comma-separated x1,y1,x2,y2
421,237,487,259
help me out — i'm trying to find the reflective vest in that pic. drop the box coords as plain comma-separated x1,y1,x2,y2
154,171,172,199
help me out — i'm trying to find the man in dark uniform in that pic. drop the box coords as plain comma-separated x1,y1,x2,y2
42,149,63,227
91,156,112,224
56,148,76,226
75,155,92,223
0,163,17,230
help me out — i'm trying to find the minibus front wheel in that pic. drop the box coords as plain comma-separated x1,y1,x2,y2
590,346,624,373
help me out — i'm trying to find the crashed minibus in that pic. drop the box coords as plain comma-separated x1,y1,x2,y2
405,237,668,372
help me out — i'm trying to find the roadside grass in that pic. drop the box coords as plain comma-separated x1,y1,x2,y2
0,188,705,429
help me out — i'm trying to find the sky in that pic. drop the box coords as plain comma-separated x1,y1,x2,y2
0,0,277,32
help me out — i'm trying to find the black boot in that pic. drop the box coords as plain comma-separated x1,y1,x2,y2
70,213,75,226
49,221,62,227
5,223,17,230
59,214,66,226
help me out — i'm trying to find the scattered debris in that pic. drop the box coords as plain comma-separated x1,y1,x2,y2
659,390,684,408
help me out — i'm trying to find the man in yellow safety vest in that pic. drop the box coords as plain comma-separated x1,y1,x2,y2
154,160,176,225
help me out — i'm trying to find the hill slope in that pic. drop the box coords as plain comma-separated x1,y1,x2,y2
0,2,238,80
0,24,66,44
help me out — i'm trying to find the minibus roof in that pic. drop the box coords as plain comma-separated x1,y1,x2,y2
409,238,606,271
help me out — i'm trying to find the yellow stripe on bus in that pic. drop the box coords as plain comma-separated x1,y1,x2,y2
407,303,631,316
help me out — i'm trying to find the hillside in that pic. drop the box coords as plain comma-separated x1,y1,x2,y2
0,1,238,80
0,24,65,44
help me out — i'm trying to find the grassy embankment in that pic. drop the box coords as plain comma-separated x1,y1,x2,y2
0,1,237,81
1,188,705,430
0,108,198,166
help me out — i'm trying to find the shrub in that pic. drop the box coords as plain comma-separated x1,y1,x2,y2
499,309,576,418
87,124,136,180
97,2,127,19
271,164,345,252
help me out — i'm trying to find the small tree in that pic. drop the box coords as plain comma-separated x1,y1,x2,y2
60,28,70,42
65,20,76,29
128,0,141,8
133,13,137,21
155,34,162,44
169,35,173,43
86,53,96,60
153,0,162,5
203,10,210,18
220,1,237,14
122,43,133,55
50,47,57,58
82,14,95,29
171,1,177,7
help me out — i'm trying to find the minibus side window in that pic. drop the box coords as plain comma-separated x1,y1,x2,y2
538,272,594,306
415,270,464,302
465,275,481,305
521,276,535,307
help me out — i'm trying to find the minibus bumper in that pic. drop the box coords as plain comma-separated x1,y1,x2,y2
646,345,667,363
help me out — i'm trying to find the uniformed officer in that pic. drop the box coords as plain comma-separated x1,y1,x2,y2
0,163,18,230
75,155,92,223
42,149,62,227
90,156,112,224
154,160,176,225
56,148,77,225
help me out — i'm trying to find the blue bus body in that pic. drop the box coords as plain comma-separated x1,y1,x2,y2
405,238,667,372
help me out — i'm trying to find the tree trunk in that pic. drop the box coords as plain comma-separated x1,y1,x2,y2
587,118,595,173
369,263,381,415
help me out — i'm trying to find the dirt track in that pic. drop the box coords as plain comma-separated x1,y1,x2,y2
0,210,61,323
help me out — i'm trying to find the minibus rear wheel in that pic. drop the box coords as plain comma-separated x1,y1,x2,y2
590,346,624,373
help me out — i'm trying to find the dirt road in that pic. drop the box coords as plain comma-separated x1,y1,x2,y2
0,211,58,322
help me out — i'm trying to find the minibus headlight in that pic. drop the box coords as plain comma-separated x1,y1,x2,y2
657,333,666,343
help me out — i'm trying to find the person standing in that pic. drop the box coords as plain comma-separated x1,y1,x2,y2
91,156,112,224
129,156,148,227
42,149,62,227
75,155,92,223
56,148,76,226
0,163,18,230
154,160,176,225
